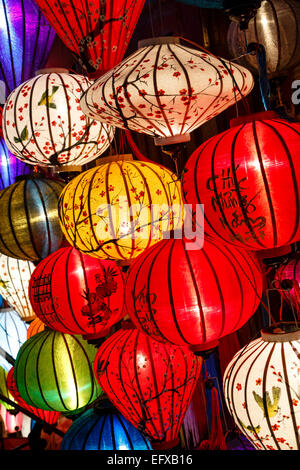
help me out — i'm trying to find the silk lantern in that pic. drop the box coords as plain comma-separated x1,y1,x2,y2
274,255,300,311
14,329,102,413
80,36,254,146
0,405,23,434
0,254,36,321
0,308,28,371
26,317,45,339
227,0,300,77
0,366,16,411
58,158,184,261
29,246,125,340
94,325,202,449
125,236,263,352
182,111,300,252
33,0,146,77
2,72,115,168
0,176,65,261
223,322,300,450
0,137,31,190
61,403,152,450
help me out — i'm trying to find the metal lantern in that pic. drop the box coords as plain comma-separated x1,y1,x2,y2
2,72,115,168
223,322,300,450
0,308,28,371
80,36,254,146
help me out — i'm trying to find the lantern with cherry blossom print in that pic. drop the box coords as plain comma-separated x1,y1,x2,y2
80,36,254,146
94,324,202,449
223,322,300,450
2,72,114,168
29,246,125,340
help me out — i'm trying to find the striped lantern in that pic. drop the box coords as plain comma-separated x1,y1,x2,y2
274,255,300,310
182,111,300,252
0,366,16,411
0,176,65,261
94,324,202,450
223,322,300,451
2,72,115,168
0,254,36,322
58,158,184,261
14,330,102,413
0,137,31,191
125,237,263,352
0,308,28,371
80,36,254,146
29,247,125,340
26,317,45,339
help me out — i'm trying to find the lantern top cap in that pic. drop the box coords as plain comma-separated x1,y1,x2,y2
261,322,300,343
138,36,181,48
35,67,70,76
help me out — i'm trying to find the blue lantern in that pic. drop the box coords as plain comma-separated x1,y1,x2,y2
0,138,31,190
0,308,28,372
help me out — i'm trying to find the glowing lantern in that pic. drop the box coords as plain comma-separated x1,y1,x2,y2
0,254,36,322
29,247,125,340
125,237,263,351
2,72,114,168
0,138,31,191
0,308,28,371
61,403,152,450
26,317,45,339
182,111,300,251
58,158,184,261
223,322,300,450
274,255,300,310
0,176,65,261
14,330,102,413
80,36,254,146
94,325,202,449
0,366,16,411
0,405,23,434
33,0,146,76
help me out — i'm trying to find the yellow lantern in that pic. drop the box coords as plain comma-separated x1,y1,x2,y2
58,157,184,261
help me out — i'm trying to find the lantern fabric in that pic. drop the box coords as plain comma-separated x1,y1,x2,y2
14,329,102,413
33,0,146,76
0,254,36,322
274,255,300,310
58,159,184,261
80,36,254,145
223,323,300,450
0,137,31,191
61,405,152,450
0,404,23,434
0,176,65,261
26,317,45,339
0,366,16,411
29,247,125,340
125,237,263,351
2,72,115,168
227,0,300,77
182,112,300,251
7,367,60,426
0,308,28,371
94,325,202,449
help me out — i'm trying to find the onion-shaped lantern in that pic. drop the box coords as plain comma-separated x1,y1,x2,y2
26,317,45,339
0,176,65,261
0,254,36,321
80,36,254,146
61,402,152,450
3,72,114,168
14,330,102,413
227,0,300,77
223,322,300,450
125,237,263,352
182,111,300,252
58,158,184,261
0,138,31,190
94,324,202,449
29,247,125,340
0,366,16,411
0,308,28,371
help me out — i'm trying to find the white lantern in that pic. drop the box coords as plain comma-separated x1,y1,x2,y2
0,308,28,371
223,322,300,450
80,36,254,146
2,71,115,167
0,254,36,322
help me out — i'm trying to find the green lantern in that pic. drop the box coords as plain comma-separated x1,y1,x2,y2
14,330,102,412
0,366,16,411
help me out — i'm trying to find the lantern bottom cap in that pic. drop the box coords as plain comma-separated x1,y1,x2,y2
154,134,191,146
151,437,180,450
261,322,300,343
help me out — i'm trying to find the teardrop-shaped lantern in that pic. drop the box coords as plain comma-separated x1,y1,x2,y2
0,308,28,371
0,138,31,190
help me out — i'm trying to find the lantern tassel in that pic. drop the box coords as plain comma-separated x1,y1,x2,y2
199,382,227,450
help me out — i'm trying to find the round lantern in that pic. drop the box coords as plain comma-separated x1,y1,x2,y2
223,322,300,450
0,308,28,371
94,325,202,449
125,236,263,351
14,329,102,413
0,366,16,411
0,254,36,321
227,0,300,77
61,402,152,450
58,158,184,261
80,36,254,146
26,318,45,339
2,72,115,167
274,255,300,309
0,137,31,190
29,246,125,340
0,175,65,261
182,111,300,252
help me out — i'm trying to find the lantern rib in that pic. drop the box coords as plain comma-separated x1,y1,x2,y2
281,342,300,449
5,183,31,259
16,259,32,318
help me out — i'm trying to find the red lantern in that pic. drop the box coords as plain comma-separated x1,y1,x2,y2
182,111,300,251
29,247,125,340
33,0,146,76
94,324,202,449
125,237,263,351
6,367,60,426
